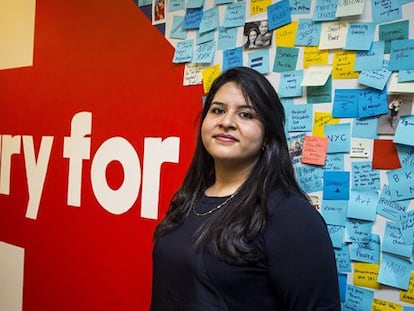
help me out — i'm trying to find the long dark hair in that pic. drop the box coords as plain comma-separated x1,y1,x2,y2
154,67,307,264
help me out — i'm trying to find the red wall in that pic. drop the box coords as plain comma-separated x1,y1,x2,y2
0,0,202,309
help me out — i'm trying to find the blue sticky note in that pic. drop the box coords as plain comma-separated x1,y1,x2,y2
223,2,246,28
172,40,193,63
345,219,373,244
404,307,414,311
352,117,378,139
323,153,344,171
186,0,204,8
354,41,385,71
295,19,321,46
273,46,299,72
248,49,269,74
296,165,324,193
358,88,388,118
377,185,409,222
267,0,291,31
193,40,215,64
344,285,374,311
378,253,412,290
332,89,360,118
379,20,409,54
199,6,218,34
338,273,347,302
138,0,152,6
387,167,414,201
183,7,203,30
307,76,332,104
196,29,214,44
358,67,392,91
222,47,243,71
325,123,351,153
169,16,187,40
321,200,348,226
371,0,402,24
334,244,352,273
347,190,379,221
312,0,338,21
350,234,380,264
400,210,414,245
217,27,237,50
327,225,344,248
323,171,350,200
394,115,414,146
389,39,414,71
167,0,185,12
286,104,312,132
383,221,413,258
399,70,414,82
345,23,375,51
396,144,414,168
278,70,303,98
351,161,380,191
290,0,311,14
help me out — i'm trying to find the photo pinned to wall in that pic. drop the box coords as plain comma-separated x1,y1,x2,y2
288,132,305,163
243,20,273,50
377,95,414,135
153,0,166,24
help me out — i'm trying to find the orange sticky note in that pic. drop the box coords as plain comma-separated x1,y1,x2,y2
372,139,401,170
301,135,329,166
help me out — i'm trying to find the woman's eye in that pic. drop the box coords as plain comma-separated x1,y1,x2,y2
239,111,254,119
211,107,225,114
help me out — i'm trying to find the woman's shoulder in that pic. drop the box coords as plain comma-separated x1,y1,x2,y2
266,188,319,219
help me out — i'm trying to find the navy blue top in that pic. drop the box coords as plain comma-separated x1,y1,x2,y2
151,190,340,310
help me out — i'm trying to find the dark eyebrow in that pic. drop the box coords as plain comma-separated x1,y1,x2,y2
210,101,255,110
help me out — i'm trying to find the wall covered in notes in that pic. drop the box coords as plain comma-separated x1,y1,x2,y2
136,0,414,309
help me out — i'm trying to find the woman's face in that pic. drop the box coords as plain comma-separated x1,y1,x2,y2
248,30,258,43
201,82,265,170
259,21,268,34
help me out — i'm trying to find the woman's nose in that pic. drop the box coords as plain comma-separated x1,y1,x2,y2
219,112,236,129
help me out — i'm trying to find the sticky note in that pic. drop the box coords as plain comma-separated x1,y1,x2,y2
286,104,312,132
307,76,332,104
344,285,374,310
323,171,350,200
313,112,339,137
323,153,345,171
334,244,352,273
350,234,380,264
327,224,344,248
273,46,299,73
267,0,291,31
379,20,409,54
201,64,221,93
250,0,271,15
336,0,366,17
387,167,414,201
217,27,237,50
168,0,185,11
193,40,216,64
377,184,409,222
313,0,338,21
394,116,414,147
378,253,412,290
358,88,388,118
321,200,348,226
345,218,373,244
222,47,242,72
354,41,385,71
353,262,381,289
199,6,218,34
371,298,403,311
319,21,348,50
183,63,205,86
358,67,392,91
400,272,414,304
372,139,401,170
350,138,371,158
396,144,414,168
248,49,269,74
351,161,380,191
275,21,298,47
344,22,374,51
223,2,246,28
295,19,321,46
372,0,402,24
169,16,187,40
332,89,359,118
172,40,194,63
301,65,331,86
325,123,351,153
183,7,203,30
400,210,414,245
389,39,414,71
296,165,323,193
301,135,328,165
332,51,359,79
352,117,378,139
278,70,303,97
347,189,379,221
303,46,329,68
383,221,413,259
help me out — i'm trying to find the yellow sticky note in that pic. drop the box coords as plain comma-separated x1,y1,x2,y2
0,0,36,69
353,262,381,289
303,47,329,69
250,0,271,15
313,112,339,137
332,51,359,80
275,21,298,47
202,64,221,94
400,272,414,304
371,298,402,311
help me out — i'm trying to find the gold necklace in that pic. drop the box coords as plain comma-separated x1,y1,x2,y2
192,191,238,217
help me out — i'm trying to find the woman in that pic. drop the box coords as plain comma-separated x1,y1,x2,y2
244,27,259,49
255,20,272,47
151,67,340,310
